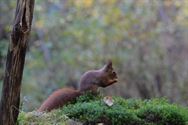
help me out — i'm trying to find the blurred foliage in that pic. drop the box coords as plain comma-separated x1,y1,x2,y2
1,0,188,111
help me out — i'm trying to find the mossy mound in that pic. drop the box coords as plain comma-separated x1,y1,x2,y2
18,110,68,125
18,92,188,125
62,93,188,125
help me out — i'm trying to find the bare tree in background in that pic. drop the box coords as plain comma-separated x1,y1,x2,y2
0,0,35,124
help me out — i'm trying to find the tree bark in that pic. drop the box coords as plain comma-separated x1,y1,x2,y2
0,0,35,125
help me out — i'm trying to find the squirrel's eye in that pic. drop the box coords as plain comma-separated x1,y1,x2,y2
112,71,117,78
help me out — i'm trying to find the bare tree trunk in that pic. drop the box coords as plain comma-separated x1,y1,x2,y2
0,0,34,124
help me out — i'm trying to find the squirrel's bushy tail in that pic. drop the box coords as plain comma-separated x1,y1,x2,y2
37,88,81,112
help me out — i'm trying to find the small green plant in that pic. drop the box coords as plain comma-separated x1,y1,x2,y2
76,90,102,102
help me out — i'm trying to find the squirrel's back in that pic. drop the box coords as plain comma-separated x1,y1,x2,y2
79,61,118,92
37,88,81,112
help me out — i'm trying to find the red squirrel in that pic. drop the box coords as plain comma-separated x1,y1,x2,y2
37,61,118,112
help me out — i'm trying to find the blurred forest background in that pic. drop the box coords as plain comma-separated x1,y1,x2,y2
0,0,188,111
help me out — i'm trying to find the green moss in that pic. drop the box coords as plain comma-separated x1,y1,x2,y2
18,110,68,125
62,93,188,125
18,93,188,125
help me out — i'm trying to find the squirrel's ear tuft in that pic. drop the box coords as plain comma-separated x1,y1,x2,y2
104,60,113,72
106,60,112,68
